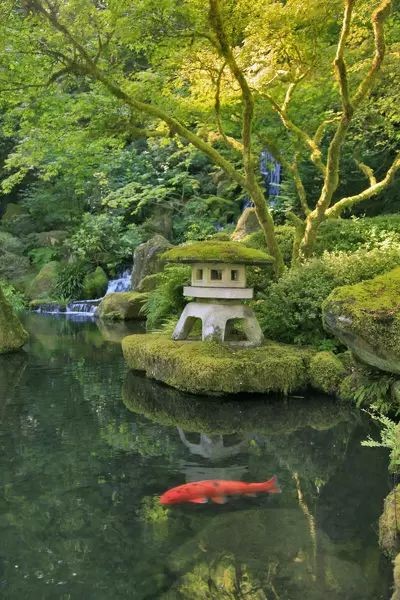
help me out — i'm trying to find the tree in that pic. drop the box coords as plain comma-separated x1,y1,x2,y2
1,0,399,275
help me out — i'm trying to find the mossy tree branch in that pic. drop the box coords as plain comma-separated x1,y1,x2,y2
24,0,285,275
298,0,393,259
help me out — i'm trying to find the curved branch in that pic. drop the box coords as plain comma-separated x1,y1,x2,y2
214,62,243,152
326,152,400,218
355,160,377,186
333,0,356,119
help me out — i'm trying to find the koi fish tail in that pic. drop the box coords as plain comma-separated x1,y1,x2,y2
263,475,281,494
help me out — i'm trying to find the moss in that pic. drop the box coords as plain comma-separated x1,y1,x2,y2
122,371,353,433
82,266,108,299
27,261,60,300
1,203,25,221
0,285,28,353
137,272,163,293
393,553,400,600
122,333,312,395
97,291,147,320
163,240,273,265
379,485,400,557
309,351,347,395
323,267,400,374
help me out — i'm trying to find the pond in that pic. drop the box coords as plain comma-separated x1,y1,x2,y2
0,314,393,599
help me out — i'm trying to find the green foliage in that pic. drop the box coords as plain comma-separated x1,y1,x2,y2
353,375,397,414
143,265,191,330
28,246,58,269
0,279,26,312
54,261,89,301
361,411,400,473
68,214,143,272
256,242,400,346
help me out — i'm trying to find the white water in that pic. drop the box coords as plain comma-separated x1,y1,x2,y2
33,268,132,316
106,269,132,294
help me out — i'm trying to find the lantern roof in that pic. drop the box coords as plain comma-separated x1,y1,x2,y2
163,240,273,265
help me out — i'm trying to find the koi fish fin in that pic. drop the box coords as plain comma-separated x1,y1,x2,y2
245,493,257,497
211,496,227,504
189,497,208,504
264,475,281,494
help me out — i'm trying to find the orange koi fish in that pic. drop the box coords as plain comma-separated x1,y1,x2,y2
159,476,280,505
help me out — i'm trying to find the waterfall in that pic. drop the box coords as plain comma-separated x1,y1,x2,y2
106,269,131,294
32,267,132,317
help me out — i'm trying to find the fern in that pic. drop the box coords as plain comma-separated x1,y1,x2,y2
361,410,400,472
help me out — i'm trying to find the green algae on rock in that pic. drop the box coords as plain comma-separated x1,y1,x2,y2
0,286,28,353
97,291,147,320
122,333,312,395
163,240,273,265
323,267,400,374
309,351,347,395
379,485,400,559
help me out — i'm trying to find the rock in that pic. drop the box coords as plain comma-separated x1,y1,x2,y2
379,485,400,557
131,235,172,290
323,267,400,374
97,291,147,320
309,351,347,395
0,286,28,353
82,266,108,299
122,333,312,395
28,261,60,300
231,207,261,240
0,250,31,282
136,273,163,293
393,553,400,600
27,230,68,248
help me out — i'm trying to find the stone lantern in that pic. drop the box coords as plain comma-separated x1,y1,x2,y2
163,241,273,347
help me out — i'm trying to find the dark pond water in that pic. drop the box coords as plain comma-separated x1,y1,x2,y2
0,314,393,599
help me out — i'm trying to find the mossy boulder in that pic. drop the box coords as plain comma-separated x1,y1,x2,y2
309,351,347,395
131,234,172,289
0,286,28,353
122,333,312,395
137,272,163,293
97,291,147,320
82,266,108,299
393,553,400,600
379,485,400,557
27,261,60,300
163,240,273,265
323,267,400,374
231,207,261,240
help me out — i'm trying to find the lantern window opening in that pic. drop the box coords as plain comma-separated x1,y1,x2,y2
210,269,223,281
195,268,203,281
231,269,239,281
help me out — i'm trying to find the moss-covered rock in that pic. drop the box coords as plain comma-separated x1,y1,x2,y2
0,231,24,255
137,272,163,293
131,234,172,289
393,553,400,600
163,240,273,265
231,207,261,241
82,266,108,299
27,261,60,300
309,351,347,395
379,485,400,557
1,203,25,222
323,267,400,375
0,286,28,353
122,333,312,395
97,291,147,320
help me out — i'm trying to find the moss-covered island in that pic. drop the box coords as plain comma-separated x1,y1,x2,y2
0,286,28,353
122,333,316,395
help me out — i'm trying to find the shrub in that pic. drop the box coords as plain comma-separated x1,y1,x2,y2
28,246,59,269
143,265,191,330
0,279,26,312
255,242,400,347
54,261,89,300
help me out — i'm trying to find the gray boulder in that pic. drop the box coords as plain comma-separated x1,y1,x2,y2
131,234,172,290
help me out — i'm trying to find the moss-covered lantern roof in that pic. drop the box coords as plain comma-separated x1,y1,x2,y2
163,241,274,265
